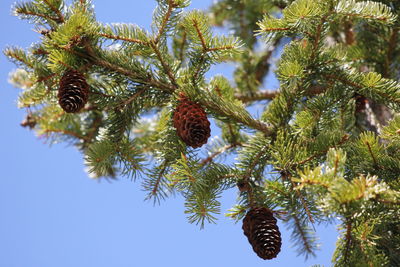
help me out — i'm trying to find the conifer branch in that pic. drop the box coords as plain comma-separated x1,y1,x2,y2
94,56,173,92
99,33,149,45
310,15,328,62
365,141,379,167
291,211,314,255
36,73,56,83
293,184,315,224
84,44,175,92
4,48,34,69
119,87,148,108
235,90,278,102
343,219,353,265
44,128,90,141
260,27,291,32
283,172,314,224
200,142,242,166
16,10,60,23
154,0,175,44
150,162,169,201
296,134,349,166
149,41,179,88
42,0,64,23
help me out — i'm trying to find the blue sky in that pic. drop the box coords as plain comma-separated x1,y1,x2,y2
0,1,338,266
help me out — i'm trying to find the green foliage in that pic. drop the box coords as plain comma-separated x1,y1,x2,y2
6,0,400,264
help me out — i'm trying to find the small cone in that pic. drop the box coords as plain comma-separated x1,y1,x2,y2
173,95,210,148
20,114,36,129
58,70,89,113
242,207,282,260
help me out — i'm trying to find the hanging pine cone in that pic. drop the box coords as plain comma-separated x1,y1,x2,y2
58,70,89,113
173,94,211,148
242,207,282,260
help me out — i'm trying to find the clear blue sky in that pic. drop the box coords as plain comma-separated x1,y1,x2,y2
0,1,338,266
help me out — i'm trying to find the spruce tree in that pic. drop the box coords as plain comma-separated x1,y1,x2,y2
5,0,400,265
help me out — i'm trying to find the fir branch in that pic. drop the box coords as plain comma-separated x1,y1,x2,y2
296,134,349,166
36,73,56,83
149,41,178,88
291,211,315,256
99,33,149,45
259,27,291,32
84,44,175,92
44,128,90,141
196,93,272,134
200,142,242,166
42,0,64,23
343,219,353,265
283,171,315,224
118,87,148,109
4,47,34,69
16,10,60,23
310,14,329,62
193,19,208,52
154,0,175,44
235,89,278,102
365,140,379,167
189,18,209,83
293,183,315,224
148,162,169,203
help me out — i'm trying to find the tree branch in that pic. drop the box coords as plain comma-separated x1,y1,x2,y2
99,33,149,45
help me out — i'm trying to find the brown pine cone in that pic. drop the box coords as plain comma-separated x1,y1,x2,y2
173,95,211,148
20,114,36,129
242,207,282,260
58,70,89,113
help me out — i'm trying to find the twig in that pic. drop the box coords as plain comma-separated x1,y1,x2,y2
17,10,60,23
343,219,353,265
200,143,242,166
119,87,148,108
282,171,315,224
44,128,90,141
259,27,291,32
235,90,278,102
296,134,350,166
154,0,175,44
192,19,208,52
42,0,64,23
291,210,314,254
365,141,380,168
84,44,175,92
149,41,178,88
99,33,149,45
151,162,168,198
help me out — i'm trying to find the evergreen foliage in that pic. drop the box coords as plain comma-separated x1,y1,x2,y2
5,0,400,264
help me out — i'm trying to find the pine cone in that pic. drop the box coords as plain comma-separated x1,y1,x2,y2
58,70,89,113
242,207,282,260
173,95,211,148
20,114,36,129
